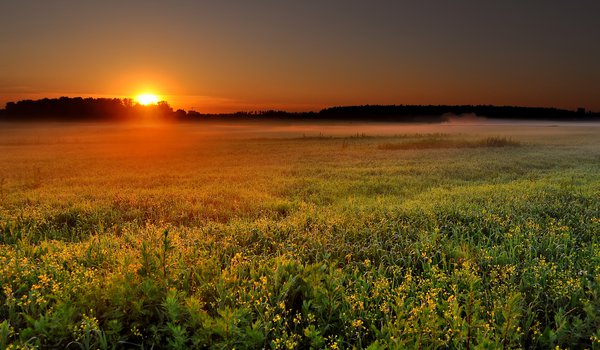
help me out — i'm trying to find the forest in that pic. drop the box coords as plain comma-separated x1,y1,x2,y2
1,97,599,122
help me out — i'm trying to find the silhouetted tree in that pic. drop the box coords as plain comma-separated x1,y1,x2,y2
0,97,179,122
1,98,598,122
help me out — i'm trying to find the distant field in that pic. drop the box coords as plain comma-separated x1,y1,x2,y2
0,121,599,349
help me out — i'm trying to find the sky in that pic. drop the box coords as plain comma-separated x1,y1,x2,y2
1,0,599,113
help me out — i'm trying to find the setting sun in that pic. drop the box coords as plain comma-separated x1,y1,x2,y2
136,94,160,106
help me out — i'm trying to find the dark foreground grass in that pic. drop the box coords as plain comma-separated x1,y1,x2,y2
0,123,599,349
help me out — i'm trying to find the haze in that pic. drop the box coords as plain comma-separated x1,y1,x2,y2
1,0,599,113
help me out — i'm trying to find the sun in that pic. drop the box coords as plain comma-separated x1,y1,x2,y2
136,93,160,106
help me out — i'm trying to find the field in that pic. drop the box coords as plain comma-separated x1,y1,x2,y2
0,121,599,349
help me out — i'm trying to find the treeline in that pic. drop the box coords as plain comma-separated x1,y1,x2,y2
0,97,186,122
318,105,599,121
189,105,600,122
1,98,599,122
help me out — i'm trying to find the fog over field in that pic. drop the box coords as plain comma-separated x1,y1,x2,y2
2,119,599,143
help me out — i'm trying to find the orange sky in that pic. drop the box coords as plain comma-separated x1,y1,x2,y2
1,1,599,113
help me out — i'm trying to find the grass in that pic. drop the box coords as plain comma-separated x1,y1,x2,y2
0,122,599,349
378,136,521,150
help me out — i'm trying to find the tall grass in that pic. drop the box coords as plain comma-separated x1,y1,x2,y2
0,123,599,348
378,136,521,150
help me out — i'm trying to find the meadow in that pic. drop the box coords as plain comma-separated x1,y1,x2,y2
0,120,599,349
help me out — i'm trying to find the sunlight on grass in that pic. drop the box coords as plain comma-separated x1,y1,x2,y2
0,124,598,348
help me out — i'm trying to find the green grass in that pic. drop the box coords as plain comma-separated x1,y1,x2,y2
0,122,599,349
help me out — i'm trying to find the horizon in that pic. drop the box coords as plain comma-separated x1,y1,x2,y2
1,1,599,113
2,95,598,115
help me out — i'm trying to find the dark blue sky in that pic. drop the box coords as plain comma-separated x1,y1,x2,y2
1,0,599,112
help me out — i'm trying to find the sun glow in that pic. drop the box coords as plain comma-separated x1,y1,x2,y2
136,93,160,105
